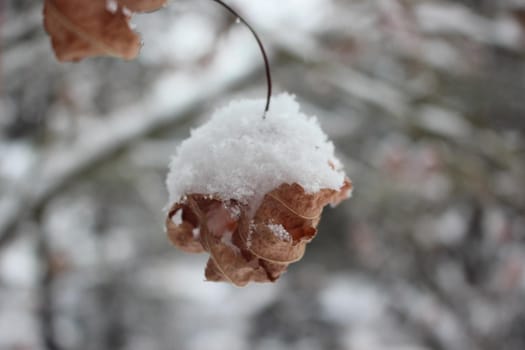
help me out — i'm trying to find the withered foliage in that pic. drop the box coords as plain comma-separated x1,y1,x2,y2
43,0,166,61
166,180,352,286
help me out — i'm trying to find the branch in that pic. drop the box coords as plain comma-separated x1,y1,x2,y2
36,208,62,350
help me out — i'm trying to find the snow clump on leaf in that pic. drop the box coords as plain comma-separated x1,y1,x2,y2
166,93,352,286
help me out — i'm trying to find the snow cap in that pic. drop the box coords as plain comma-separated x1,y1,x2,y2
166,93,347,208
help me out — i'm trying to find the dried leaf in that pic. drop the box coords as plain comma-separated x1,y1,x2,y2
118,0,166,12
166,178,352,286
43,0,166,61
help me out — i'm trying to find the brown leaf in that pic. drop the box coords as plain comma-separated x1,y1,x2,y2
43,0,166,61
166,178,352,286
118,0,166,13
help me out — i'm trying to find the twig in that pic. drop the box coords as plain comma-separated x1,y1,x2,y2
210,0,272,115
35,208,62,350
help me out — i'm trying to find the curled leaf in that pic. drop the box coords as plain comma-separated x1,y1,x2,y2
165,94,353,286
43,0,166,61
118,0,166,12
166,179,352,286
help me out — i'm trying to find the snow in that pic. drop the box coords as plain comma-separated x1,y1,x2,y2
0,236,39,287
0,300,40,349
192,227,200,239
122,6,132,17
139,13,216,64
166,93,346,209
105,0,118,14
417,105,471,139
0,142,36,181
135,257,280,307
415,3,488,41
246,225,255,248
227,204,241,220
319,275,387,325
231,0,334,32
268,224,291,241
172,208,183,225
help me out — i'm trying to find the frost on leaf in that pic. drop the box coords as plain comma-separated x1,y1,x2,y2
165,93,353,286
43,0,166,61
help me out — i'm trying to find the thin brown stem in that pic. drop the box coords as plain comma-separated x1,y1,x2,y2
210,0,272,116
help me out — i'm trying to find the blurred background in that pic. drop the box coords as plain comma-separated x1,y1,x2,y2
2,0,525,349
